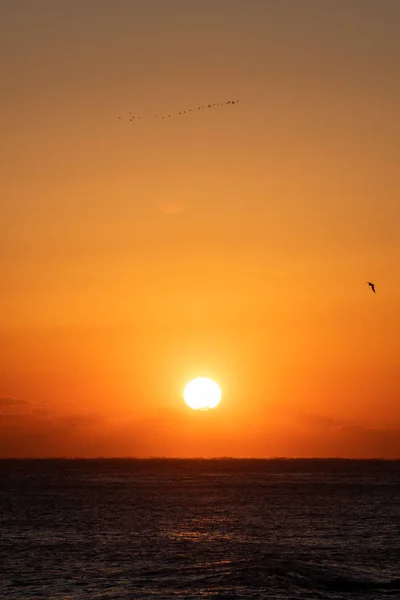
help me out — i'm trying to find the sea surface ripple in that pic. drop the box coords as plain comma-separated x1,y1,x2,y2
1,458,399,599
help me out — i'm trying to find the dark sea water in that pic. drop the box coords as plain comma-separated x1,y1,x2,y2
0,459,399,599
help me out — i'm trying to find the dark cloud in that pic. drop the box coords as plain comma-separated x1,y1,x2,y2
1,405,399,458
0,409,166,458
0,397,31,415
0,397,29,408
297,413,352,430
296,413,400,458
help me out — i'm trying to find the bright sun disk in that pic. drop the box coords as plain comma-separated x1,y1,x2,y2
183,377,222,411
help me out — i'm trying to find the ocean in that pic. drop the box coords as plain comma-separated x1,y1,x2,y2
0,459,399,599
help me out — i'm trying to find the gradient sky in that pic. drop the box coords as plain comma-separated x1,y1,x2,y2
1,0,400,457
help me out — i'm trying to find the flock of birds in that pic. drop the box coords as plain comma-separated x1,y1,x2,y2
117,96,377,296
118,99,239,122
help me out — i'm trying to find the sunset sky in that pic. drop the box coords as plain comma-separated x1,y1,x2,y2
1,0,400,458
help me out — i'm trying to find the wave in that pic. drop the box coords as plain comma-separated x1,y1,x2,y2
119,555,400,597
227,556,400,594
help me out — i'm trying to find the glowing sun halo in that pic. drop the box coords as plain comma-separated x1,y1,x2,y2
183,377,222,411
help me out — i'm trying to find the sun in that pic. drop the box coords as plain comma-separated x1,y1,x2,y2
183,377,222,411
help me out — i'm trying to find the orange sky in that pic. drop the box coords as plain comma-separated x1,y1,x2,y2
1,0,400,457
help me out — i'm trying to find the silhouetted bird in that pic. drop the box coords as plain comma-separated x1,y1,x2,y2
366,282,376,293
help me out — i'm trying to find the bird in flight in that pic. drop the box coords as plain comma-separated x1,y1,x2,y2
366,282,376,293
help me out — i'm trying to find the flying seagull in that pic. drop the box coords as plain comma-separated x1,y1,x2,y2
366,282,376,293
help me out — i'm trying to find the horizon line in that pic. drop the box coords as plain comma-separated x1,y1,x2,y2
1,456,399,461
